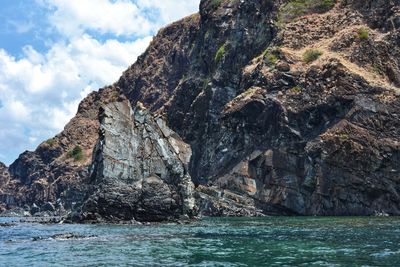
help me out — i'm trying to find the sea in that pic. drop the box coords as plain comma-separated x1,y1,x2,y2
1,216,400,266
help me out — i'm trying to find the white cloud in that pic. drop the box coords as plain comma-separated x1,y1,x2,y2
5,100,30,121
0,35,152,164
137,0,200,24
42,0,151,37
7,20,35,34
40,0,199,37
0,0,200,165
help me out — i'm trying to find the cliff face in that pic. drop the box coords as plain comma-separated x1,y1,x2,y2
0,162,10,212
117,0,400,215
1,0,400,219
80,99,195,222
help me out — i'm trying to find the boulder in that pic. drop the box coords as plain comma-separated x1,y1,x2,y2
40,202,55,212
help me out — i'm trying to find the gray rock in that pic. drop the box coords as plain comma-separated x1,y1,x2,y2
79,99,196,222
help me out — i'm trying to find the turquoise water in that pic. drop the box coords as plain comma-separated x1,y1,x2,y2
1,217,400,266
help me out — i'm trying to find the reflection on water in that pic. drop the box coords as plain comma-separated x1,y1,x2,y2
1,216,400,266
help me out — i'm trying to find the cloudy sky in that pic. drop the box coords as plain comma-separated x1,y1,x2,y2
0,0,199,165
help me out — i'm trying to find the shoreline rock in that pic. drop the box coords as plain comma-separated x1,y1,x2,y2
76,99,196,223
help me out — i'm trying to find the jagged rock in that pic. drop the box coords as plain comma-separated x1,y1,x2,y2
0,86,119,210
79,99,195,222
195,185,265,217
0,162,11,212
115,0,400,216
0,162,9,188
1,0,400,219
40,202,56,212
30,203,40,215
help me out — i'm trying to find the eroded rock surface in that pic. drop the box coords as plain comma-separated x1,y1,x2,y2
1,0,400,219
79,100,195,222
115,0,400,216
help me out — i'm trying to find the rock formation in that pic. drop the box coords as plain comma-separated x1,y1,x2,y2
0,0,399,220
0,86,119,213
79,99,195,222
0,162,10,212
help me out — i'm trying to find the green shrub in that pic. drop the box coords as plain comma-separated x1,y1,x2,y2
215,43,226,64
263,50,278,66
290,86,303,94
67,145,84,161
303,49,323,63
242,87,259,97
339,133,349,141
371,64,381,75
204,30,210,40
210,0,224,9
267,54,278,65
46,138,56,146
111,90,119,99
280,0,336,23
203,78,210,89
357,27,369,40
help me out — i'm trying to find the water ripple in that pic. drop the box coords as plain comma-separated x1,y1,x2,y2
1,216,400,266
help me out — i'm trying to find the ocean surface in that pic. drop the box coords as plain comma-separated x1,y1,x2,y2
1,216,400,266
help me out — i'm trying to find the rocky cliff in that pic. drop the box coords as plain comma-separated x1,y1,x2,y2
79,99,195,222
1,0,399,220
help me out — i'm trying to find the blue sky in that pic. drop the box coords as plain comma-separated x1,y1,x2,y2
0,0,199,165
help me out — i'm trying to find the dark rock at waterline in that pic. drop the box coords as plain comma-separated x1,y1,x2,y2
40,202,56,212
20,216,64,224
0,222,17,227
30,203,40,215
32,233,97,241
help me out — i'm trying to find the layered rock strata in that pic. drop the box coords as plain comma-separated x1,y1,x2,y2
79,99,195,222
0,0,399,219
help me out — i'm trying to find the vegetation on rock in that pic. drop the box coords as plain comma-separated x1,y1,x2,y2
263,50,278,66
215,43,226,64
279,0,336,23
290,86,303,94
303,49,323,63
210,0,224,10
357,27,369,40
67,145,84,161
45,138,56,146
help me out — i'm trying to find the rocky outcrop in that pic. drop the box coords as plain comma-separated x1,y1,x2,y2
1,0,400,219
1,86,120,211
78,99,195,222
0,162,10,212
0,162,9,189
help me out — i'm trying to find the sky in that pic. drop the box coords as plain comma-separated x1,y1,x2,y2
0,0,200,165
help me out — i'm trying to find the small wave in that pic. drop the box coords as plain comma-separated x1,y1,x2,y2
370,249,400,258
32,233,98,241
